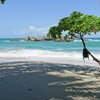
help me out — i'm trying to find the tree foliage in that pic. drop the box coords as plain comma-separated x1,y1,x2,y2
47,26,62,41
48,11,100,64
0,0,6,4
58,11,100,35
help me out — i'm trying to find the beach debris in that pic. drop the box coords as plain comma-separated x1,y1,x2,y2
28,88,32,91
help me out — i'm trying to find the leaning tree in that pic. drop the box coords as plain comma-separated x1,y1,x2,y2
48,11,100,65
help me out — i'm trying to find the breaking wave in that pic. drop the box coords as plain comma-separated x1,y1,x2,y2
0,49,100,60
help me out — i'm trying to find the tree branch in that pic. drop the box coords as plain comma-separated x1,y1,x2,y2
79,32,100,65
87,50,100,65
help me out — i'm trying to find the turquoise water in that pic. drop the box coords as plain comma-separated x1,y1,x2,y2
0,38,100,52
0,38,100,61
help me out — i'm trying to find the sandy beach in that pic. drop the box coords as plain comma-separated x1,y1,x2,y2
0,0,100,100
0,61,100,100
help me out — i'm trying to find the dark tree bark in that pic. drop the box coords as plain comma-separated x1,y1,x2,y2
80,33,100,65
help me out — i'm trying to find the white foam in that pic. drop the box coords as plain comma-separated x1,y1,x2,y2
0,49,100,67
0,49,100,60
0,49,79,58
73,39,100,42
73,40,81,42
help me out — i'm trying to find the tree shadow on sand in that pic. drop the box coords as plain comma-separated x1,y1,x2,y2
0,61,100,100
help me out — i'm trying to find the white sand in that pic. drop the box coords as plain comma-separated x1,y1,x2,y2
0,57,99,67
0,61,100,100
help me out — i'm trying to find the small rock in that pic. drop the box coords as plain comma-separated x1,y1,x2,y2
28,88,32,91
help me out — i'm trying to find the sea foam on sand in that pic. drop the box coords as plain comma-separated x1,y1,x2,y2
0,49,100,67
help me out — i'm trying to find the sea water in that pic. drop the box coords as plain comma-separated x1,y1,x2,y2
0,38,100,62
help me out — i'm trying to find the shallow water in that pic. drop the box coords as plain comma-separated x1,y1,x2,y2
0,38,100,62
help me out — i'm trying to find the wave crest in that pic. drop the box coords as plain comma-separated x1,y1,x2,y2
0,49,100,60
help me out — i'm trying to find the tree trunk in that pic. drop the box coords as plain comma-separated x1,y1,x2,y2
80,33,86,49
79,33,100,65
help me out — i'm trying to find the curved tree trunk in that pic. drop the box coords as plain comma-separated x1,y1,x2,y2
80,33,100,65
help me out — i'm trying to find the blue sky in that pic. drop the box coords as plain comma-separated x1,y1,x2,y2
0,0,100,38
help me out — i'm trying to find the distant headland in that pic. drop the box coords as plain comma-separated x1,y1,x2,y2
26,36,74,42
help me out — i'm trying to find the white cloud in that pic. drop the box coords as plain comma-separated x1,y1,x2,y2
28,26,49,34
12,26,50,36
12,30,17,34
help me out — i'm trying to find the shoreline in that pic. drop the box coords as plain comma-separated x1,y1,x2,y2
0,57,99,67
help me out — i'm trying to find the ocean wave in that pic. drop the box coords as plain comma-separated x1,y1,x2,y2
73,40,81,42
0,39,25,42
74,39,100,42
86,39,99,41
0,40,11,42
0,49,100,60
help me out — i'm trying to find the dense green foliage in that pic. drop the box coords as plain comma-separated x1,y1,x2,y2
47,26,62,41
0,0,6,4
48,11,100,40
48,11,100,64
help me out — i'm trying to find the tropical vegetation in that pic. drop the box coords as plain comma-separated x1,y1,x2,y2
48,11,100,64
0,0,6,4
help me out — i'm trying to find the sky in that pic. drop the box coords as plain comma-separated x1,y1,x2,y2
0,0,100,38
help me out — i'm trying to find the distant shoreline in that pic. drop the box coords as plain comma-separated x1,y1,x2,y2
0,37,100,39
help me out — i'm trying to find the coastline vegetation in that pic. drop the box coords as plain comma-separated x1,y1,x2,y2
1,0,100,64
0,0,6,4
1,1,100,99
48,11,100,64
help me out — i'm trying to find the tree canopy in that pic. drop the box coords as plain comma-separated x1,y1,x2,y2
48,11,100,64
58,11,100,34
48,11,100,39
47,26,62,41
0,0,6,4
